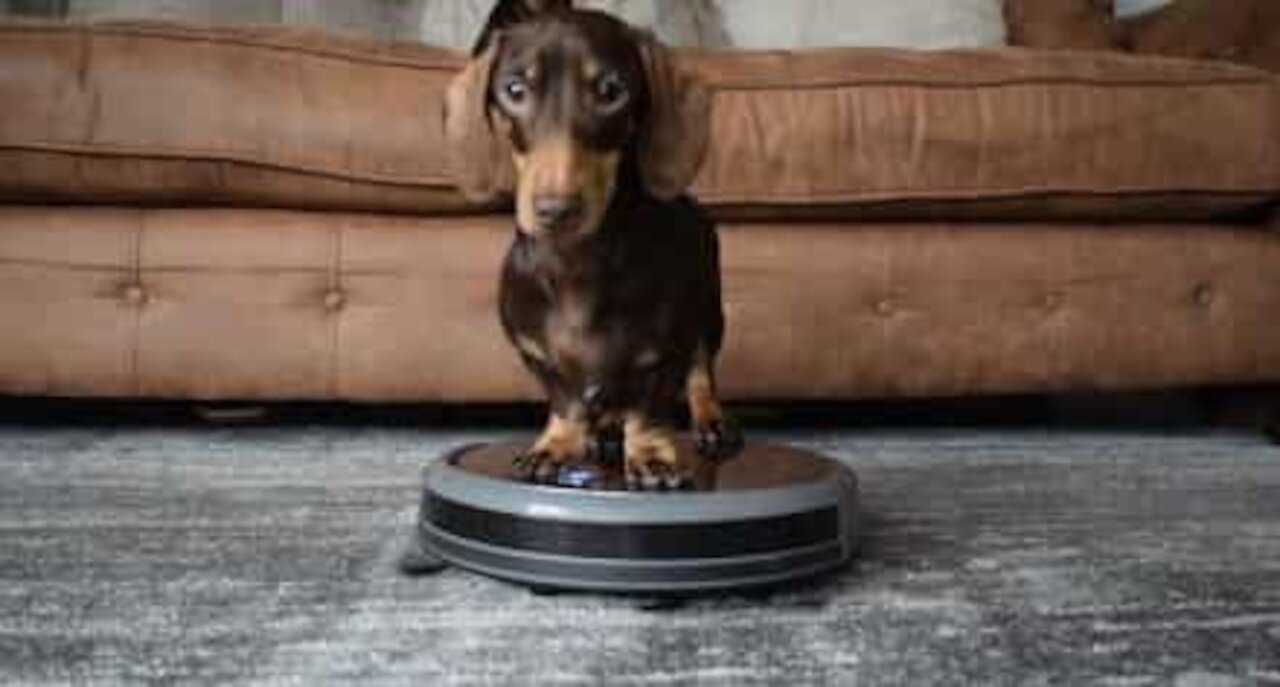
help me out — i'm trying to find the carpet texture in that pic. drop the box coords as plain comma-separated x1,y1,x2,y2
1,425,1278,685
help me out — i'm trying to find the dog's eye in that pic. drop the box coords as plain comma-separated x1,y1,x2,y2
499,76,532,108
593,72,629,112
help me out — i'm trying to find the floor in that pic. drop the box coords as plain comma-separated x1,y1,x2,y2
1,414,1278,685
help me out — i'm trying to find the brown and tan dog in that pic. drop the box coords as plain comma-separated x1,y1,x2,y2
446,0,741,490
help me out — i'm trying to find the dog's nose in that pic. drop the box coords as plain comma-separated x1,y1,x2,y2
533,193,585,230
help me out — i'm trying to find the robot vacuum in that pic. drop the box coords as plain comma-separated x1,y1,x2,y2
403,440,862,594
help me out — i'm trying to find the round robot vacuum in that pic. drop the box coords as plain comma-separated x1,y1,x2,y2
405,441,861,594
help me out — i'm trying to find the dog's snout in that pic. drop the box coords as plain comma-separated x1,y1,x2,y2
533,193,585,230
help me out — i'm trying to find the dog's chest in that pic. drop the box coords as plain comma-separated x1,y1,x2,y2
543,292,606,373
502,237,675,384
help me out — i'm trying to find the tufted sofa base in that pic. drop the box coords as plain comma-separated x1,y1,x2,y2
2,206,1278,403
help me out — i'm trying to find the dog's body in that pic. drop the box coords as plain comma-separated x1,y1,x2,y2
448,1,738,489
499,186,724,448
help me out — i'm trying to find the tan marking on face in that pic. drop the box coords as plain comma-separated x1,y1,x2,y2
581,57,603,83
514,136,620,238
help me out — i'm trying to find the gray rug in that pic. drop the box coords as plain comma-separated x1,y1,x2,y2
1,424,1278,685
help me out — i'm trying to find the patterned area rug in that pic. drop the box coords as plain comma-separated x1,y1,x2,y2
1,424,1278,685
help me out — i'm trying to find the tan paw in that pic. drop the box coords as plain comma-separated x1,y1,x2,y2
513,415,589,484
624,421,693,491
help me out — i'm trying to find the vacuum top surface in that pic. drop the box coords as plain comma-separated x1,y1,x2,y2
450,440,837,494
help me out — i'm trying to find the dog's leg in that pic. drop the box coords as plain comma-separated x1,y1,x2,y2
686,346,743,460
623,412,692,491
513,412,591,483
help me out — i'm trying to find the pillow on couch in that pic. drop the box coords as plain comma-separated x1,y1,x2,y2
1116,0,1171,18
1005,0,1120,50
425,0,1008,50
453,0,1009,50
579,1,729,48
50,1,1006,50
54,0,724,50
421,0,1006,50
1123,0,1280,71
716,0,1006,49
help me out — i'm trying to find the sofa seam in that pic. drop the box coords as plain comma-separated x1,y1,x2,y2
329,220,344,401
703,75,1275,93
3,143,1274,200
0,143,454,189
131,209,144,397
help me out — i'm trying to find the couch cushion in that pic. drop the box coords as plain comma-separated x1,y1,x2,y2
708,0,1006,50
686,48,1278,220
0,22,473,214
4,207,1280,401
1,22,1276,220
1005,0,1120,51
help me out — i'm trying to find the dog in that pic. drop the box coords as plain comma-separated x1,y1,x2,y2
446,0,740,490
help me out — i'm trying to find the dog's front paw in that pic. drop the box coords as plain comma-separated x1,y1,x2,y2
695,415,743,461
513,416,591,484
624,424,693,491
625,453,694,491
512,446,575,484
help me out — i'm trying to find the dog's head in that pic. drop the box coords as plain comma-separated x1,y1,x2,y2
446,0,711,241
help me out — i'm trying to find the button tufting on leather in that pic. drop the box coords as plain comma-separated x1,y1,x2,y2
122,284,147,306
324,289,346,312
1042,292,1064,312
1193,283,1215,307
874,298,896,317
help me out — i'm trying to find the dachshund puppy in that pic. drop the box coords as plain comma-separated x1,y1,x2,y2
447,0,740,489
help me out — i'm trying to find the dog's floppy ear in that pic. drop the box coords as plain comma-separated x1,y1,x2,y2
445,43,515,204
637,36,712,201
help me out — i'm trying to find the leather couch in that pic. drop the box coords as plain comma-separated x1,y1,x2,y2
1,22,1277,403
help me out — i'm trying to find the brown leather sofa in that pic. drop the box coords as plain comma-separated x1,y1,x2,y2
1,22,1277,404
